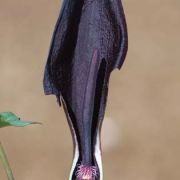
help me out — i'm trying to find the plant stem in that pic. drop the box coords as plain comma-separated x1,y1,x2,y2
0,142,15,180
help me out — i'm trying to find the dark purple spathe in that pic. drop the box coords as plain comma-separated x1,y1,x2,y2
43,0,128,179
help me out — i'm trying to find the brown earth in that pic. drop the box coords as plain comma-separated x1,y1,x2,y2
0,0,180,179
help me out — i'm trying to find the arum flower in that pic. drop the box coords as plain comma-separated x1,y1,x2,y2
43,0,128,179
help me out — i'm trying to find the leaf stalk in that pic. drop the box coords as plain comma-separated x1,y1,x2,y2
0,142,15,180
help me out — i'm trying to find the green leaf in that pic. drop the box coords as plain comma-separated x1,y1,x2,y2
0,112,40,128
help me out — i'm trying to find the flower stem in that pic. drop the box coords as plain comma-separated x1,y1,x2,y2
0,142,15,180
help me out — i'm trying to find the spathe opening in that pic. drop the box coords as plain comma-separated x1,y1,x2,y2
62,59,107,180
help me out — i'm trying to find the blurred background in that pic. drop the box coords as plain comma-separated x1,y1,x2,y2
0,0,180,179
